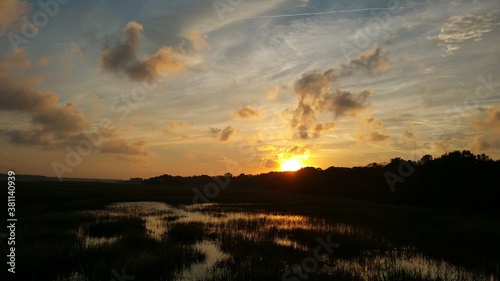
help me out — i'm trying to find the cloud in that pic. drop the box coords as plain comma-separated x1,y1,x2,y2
234,106,260,119
263,159,280,168
208,126,236,142
0,50,89,145
100,138,147,155
164,121,188,133
467,135,490,152
283,44,388,139
32,103,87,134
0,48,31,72
340,44,391,76
0,0,30,35
220,126,235,142
402,129,415,139
186,30,209,52
324,90,372,118
6,129,51,146
356,117,390,143
267,85,280,100
434,141,451,154
472,106,500,135
430,13,497,56
260,144,310,169
0,77,58,112
100,21,187,81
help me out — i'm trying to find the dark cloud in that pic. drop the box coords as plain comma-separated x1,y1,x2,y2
100,21,186,81
208,126,235,142
234,106,260,119
340,44,391,76
208,127,221,136
0,77,58,112
323,90,372,118
6,129,51,146
0,50,89,146
33,103,87,134
283,44,388,139
220,126,235,142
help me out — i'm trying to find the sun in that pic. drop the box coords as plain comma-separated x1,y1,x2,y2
281,158,303,172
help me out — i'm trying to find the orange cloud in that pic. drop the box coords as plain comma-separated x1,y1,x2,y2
473,106,500,135
0,0,30,35
186,30,209,52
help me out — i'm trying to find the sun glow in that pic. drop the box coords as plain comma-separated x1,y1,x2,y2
281,158,303,171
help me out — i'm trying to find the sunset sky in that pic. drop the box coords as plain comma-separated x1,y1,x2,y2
0,0,499,179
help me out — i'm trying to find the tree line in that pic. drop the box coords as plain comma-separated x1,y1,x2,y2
143,151,500,213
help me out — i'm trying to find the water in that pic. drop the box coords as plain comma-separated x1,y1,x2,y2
72,201,495,281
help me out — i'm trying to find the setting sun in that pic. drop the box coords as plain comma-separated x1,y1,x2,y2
281,158,303,171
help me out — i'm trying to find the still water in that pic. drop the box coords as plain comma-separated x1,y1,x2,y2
70,201,494,281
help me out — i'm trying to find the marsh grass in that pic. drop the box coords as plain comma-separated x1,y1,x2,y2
9,181,500,281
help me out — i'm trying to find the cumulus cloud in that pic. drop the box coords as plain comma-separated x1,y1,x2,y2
0,50,89,145
32,103,87,135
430,13,498,56
0,77,58,112
283,44,389,139
100,21,187,81
234,106,260,119
324,90,372,118
208,126,236,142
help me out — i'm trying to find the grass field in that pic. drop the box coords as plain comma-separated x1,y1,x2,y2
4,181,500,281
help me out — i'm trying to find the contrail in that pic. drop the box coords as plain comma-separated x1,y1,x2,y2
21,43,76,49
228,7,406,20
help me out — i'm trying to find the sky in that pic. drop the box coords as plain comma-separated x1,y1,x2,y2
0,0,499,180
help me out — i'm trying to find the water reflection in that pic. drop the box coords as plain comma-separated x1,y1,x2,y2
74,201,493,281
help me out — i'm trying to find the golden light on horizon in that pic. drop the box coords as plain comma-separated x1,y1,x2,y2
281,158,304,171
